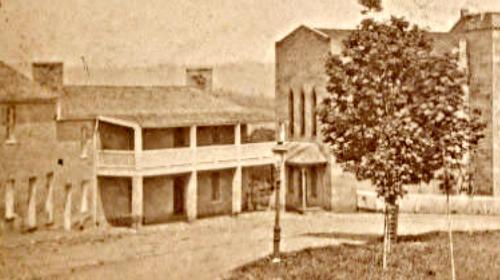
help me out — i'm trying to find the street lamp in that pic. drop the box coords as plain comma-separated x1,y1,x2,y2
272,121,287,263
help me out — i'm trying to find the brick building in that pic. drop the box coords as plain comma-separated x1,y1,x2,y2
275,10,500,214
0,62,275,231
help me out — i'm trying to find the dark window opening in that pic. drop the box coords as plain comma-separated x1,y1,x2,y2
300,91,305,136
312,90,317,137
289,90,294,137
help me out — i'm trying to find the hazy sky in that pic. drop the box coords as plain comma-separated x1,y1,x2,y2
1,0,500,67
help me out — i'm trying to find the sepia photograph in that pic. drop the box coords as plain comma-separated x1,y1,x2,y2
1,0,500,279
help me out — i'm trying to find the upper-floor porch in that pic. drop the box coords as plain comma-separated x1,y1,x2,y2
94,116,276,176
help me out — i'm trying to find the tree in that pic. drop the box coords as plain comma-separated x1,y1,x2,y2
319,16,484,269
358,0,382,14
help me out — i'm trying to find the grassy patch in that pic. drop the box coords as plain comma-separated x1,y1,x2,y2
227,231,500,279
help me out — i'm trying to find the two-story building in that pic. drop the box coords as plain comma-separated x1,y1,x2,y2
1,62,275,230
275,9,500,214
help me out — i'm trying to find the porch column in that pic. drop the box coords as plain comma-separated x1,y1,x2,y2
64,182,73,231
26,177,38,230
301,167,307,211
44,172,55,225
134,126,142,168
131,175,143,229
186,171,198,221
5,178,16,221
92,121,99,226
190,125,197,148
235,123,241,145
232,166,242,214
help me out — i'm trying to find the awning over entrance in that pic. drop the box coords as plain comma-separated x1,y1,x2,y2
286,142,328,166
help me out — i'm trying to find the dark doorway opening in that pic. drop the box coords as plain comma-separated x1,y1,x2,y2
174,176,185,215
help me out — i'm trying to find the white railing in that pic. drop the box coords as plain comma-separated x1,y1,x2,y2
97,150,135,168
196,145,239,164
140,148,193,169
97,142,276,174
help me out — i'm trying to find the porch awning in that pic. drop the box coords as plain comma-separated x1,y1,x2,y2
286,142,328,166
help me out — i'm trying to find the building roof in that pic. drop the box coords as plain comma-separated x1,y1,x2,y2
61,85,274,127
286,142,328,166
0,62,58,103
314,28,459,55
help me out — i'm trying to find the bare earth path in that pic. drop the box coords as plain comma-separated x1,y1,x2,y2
2,212,500,280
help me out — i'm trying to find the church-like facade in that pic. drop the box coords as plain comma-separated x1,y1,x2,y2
275,9,500,214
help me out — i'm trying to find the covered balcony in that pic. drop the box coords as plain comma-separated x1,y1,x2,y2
95,116,275,176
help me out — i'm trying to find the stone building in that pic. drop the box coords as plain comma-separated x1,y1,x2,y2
275,10,500,214
0,61,275,231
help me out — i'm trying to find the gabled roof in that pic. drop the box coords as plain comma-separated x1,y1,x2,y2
61,85,273,127
314,27,459,55
286,142,328,166
0,62,57,103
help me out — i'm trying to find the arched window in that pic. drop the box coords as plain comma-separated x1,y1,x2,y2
5,105,16,143
288,90,294,137
312,89,317,137
300,91,305,136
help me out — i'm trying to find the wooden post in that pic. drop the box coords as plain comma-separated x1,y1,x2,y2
186,171,197,222
232,166,242,214
134,126,142,168
5,178,16,221
64,182,73,231
92,120,99,227
26,177,38,231
301,167,307,212
44,172,54,225
232,123,242,215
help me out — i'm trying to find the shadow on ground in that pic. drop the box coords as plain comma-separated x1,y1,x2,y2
300,230,497,244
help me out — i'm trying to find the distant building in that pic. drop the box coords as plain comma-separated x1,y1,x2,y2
275,10,500,213
0,61,275,230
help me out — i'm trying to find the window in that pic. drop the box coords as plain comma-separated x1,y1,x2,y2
211,172,221,202
80,126,90,158
288,90,294,137
5,105,16,143
300,91,305,136
312,90,317,137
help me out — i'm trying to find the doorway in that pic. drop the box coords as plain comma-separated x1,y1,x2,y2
173,176,185,215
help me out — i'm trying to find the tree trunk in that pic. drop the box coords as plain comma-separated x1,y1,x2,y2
382,200,398,269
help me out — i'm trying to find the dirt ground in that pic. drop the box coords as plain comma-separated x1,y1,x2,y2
2,211,500,280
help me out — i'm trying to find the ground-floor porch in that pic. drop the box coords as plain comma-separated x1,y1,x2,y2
97,164,279,227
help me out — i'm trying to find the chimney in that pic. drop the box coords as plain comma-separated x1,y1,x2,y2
186,67,213,91
32,62,64,90
460,8,470,18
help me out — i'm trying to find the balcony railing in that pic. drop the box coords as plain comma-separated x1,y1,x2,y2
96,142,275,175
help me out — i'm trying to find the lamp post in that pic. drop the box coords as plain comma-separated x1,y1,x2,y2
272,121,287,263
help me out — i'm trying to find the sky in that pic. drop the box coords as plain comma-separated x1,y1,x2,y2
1,0,500,68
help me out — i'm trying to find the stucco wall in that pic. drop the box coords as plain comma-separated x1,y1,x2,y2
276,26,331,141
0,103,96,231
466,29,494,195
197,169,233,217
492,30,500,197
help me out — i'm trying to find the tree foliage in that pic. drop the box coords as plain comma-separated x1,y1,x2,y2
319,16,485,202
358,0,382,14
